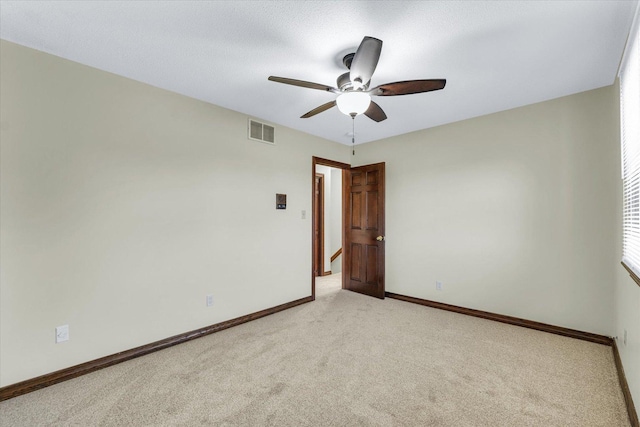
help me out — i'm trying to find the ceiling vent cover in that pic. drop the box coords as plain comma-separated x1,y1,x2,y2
248,119,275,145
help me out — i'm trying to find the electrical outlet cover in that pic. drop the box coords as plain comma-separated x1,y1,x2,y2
56,325,69,343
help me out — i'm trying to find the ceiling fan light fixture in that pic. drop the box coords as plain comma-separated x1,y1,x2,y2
268,36,445,122
336,91,371,116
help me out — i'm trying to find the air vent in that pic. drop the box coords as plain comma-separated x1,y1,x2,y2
248,119,275,145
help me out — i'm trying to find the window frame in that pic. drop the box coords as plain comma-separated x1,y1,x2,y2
620,3,640,288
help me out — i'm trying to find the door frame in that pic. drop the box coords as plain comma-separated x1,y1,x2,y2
311,157,350,300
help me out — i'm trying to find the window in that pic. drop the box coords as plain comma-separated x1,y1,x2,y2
620,5,640,286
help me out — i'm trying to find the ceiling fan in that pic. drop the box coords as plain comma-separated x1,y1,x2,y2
268,36,446,122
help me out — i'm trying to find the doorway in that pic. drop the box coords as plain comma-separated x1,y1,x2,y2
311,157,386,300
312,157,350,299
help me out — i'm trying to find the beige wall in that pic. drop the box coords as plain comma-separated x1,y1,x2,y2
354,85,619,337
0,40,349,386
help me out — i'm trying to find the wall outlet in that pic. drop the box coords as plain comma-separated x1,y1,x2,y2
301,210,306,219
624,329,627,346
56,325,69,343
206,294,213,307
436,281,443,291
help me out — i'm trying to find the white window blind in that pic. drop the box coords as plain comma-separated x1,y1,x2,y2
621,5,640,276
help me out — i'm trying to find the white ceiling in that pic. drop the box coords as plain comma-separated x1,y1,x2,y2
0,1,637,145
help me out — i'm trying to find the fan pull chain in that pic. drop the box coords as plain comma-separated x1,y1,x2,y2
351,113,356,156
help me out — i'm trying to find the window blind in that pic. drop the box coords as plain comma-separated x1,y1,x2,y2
621,5,640,277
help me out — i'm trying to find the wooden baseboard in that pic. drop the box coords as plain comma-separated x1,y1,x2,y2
385,292,612,345
0,296,313,402
323,271,332,276
613,339,639,427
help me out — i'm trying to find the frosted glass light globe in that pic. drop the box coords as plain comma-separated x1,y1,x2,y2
336,92,371,116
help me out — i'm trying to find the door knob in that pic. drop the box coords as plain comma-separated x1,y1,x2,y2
376,235,385,241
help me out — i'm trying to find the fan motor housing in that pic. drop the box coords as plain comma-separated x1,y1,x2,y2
337,72,351,90
337,72,370,91
342,53,355,69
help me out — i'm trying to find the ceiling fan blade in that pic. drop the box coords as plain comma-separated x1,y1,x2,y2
364,101,387,122
370,79,446,96
301,100,337,118
349,36,383,87
268,76,338,93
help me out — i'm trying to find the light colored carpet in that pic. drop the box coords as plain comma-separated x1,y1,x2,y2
0,273,630,426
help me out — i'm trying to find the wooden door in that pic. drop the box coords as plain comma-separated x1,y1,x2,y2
313,173,325,277
343,163,385,299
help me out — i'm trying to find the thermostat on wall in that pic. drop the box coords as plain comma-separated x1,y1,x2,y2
276,194,286,209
